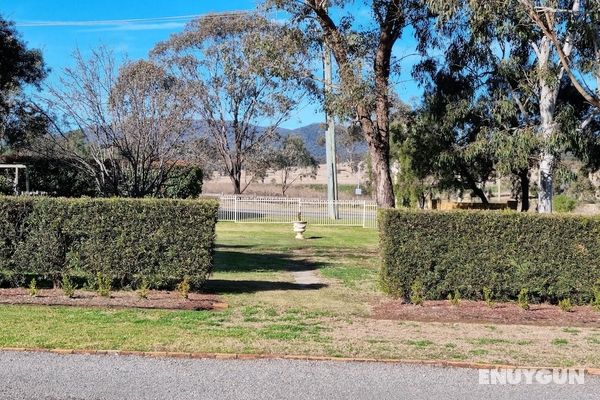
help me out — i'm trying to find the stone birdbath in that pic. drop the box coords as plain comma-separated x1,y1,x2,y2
293,212,307,240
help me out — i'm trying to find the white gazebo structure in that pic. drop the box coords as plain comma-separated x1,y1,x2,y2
0,164,29,194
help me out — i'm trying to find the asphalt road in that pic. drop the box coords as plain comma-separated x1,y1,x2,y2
0,352,598,400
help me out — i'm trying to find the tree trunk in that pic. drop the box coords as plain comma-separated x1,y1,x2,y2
369,142,395,208
460,166,488,205
538,37,556,213
360,114,395,208
537,150,553,213
230,167,242,195
518,169,530,212
472,186,489,205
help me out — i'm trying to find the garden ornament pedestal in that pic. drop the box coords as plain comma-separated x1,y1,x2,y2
293,213,307,240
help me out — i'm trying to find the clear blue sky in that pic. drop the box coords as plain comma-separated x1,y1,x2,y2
2,0,423,128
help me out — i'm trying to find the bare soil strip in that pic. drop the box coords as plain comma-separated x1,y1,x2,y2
372,300,600,327
0,289,226,311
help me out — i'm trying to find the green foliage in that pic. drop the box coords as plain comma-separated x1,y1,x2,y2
517,288,529,310
162,166,203,199
391,119,431,208
553,194,578,213
61,274,75,298
28,278,38,297
3,155,97,197
379,209,600,304
448,290,461,306
177,276,190,300
592,282,600,311
96,273,111,297
483,287,494,308
0,16,48,153
409,279,424,306
558,298,573,312
0,197,218,289
0,175,13,195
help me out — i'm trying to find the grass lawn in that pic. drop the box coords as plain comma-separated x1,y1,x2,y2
1,222,600,367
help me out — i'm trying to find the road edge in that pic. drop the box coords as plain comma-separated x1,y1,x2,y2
1,347,599,376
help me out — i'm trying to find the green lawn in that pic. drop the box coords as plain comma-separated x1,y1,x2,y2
1,222,600,367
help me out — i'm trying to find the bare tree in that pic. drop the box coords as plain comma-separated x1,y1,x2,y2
36,48,194,197
152,14,315,194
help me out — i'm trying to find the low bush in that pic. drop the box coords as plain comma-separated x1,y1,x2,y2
558,298,573,312
0,196,218,290
553,194,578,213
379,209,600,304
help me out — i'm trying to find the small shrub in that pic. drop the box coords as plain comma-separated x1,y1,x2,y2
409,279,424,306
177,276,190,299
61,275,76,298
96,273,111,297
448,290,461,306
28,278,38,297
517,288,530,310
553,194,578,213
137,278,150,300
559,298,573,312
483,287,493,308
592,281,600,311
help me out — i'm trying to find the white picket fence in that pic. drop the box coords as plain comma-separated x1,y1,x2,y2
202,194,378,228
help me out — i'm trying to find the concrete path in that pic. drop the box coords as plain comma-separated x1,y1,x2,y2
291,270,321,286
0,351,598,400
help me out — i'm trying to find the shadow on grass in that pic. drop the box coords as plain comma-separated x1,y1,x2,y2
203,280,327,294
214,248,325,273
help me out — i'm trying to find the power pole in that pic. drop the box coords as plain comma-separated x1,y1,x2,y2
323,39,339,219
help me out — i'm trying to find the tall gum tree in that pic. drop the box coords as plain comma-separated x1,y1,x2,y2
152,14,315,194
265,0,430,207
427,0,597,213
516,0,599,212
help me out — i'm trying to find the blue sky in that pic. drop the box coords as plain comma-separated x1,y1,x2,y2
2,0,423,128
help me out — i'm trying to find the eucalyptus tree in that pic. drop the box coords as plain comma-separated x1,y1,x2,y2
272,135,318,196
425,0,596,212
0,16,48,153
264,0,430,207
516,0,600,208
151,14,315,194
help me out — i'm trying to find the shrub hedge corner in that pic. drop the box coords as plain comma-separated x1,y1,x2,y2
0,196,219,289
379,208,600,304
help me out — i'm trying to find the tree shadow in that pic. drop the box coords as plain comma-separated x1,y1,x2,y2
209,246,329,293
214,247,325,273
203,280,327,294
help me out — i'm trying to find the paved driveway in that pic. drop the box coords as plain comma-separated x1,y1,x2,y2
0,351,597,400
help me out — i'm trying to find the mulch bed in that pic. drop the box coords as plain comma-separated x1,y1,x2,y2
372,300,600,328
0,288,227,311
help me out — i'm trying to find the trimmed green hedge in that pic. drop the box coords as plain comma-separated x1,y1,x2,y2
379,209,600,304
0,196,218,288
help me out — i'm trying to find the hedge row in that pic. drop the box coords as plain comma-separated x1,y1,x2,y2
379,209,600,304
0,196,218,288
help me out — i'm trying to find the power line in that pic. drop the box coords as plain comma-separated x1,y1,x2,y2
15,11,250,28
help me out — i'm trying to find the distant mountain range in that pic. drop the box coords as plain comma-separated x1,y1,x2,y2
192,121,367,163
277,123,329,161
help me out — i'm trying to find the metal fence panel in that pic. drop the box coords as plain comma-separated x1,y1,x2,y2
201,194,378,228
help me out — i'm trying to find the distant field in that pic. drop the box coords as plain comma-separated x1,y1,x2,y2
203,163,372,200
